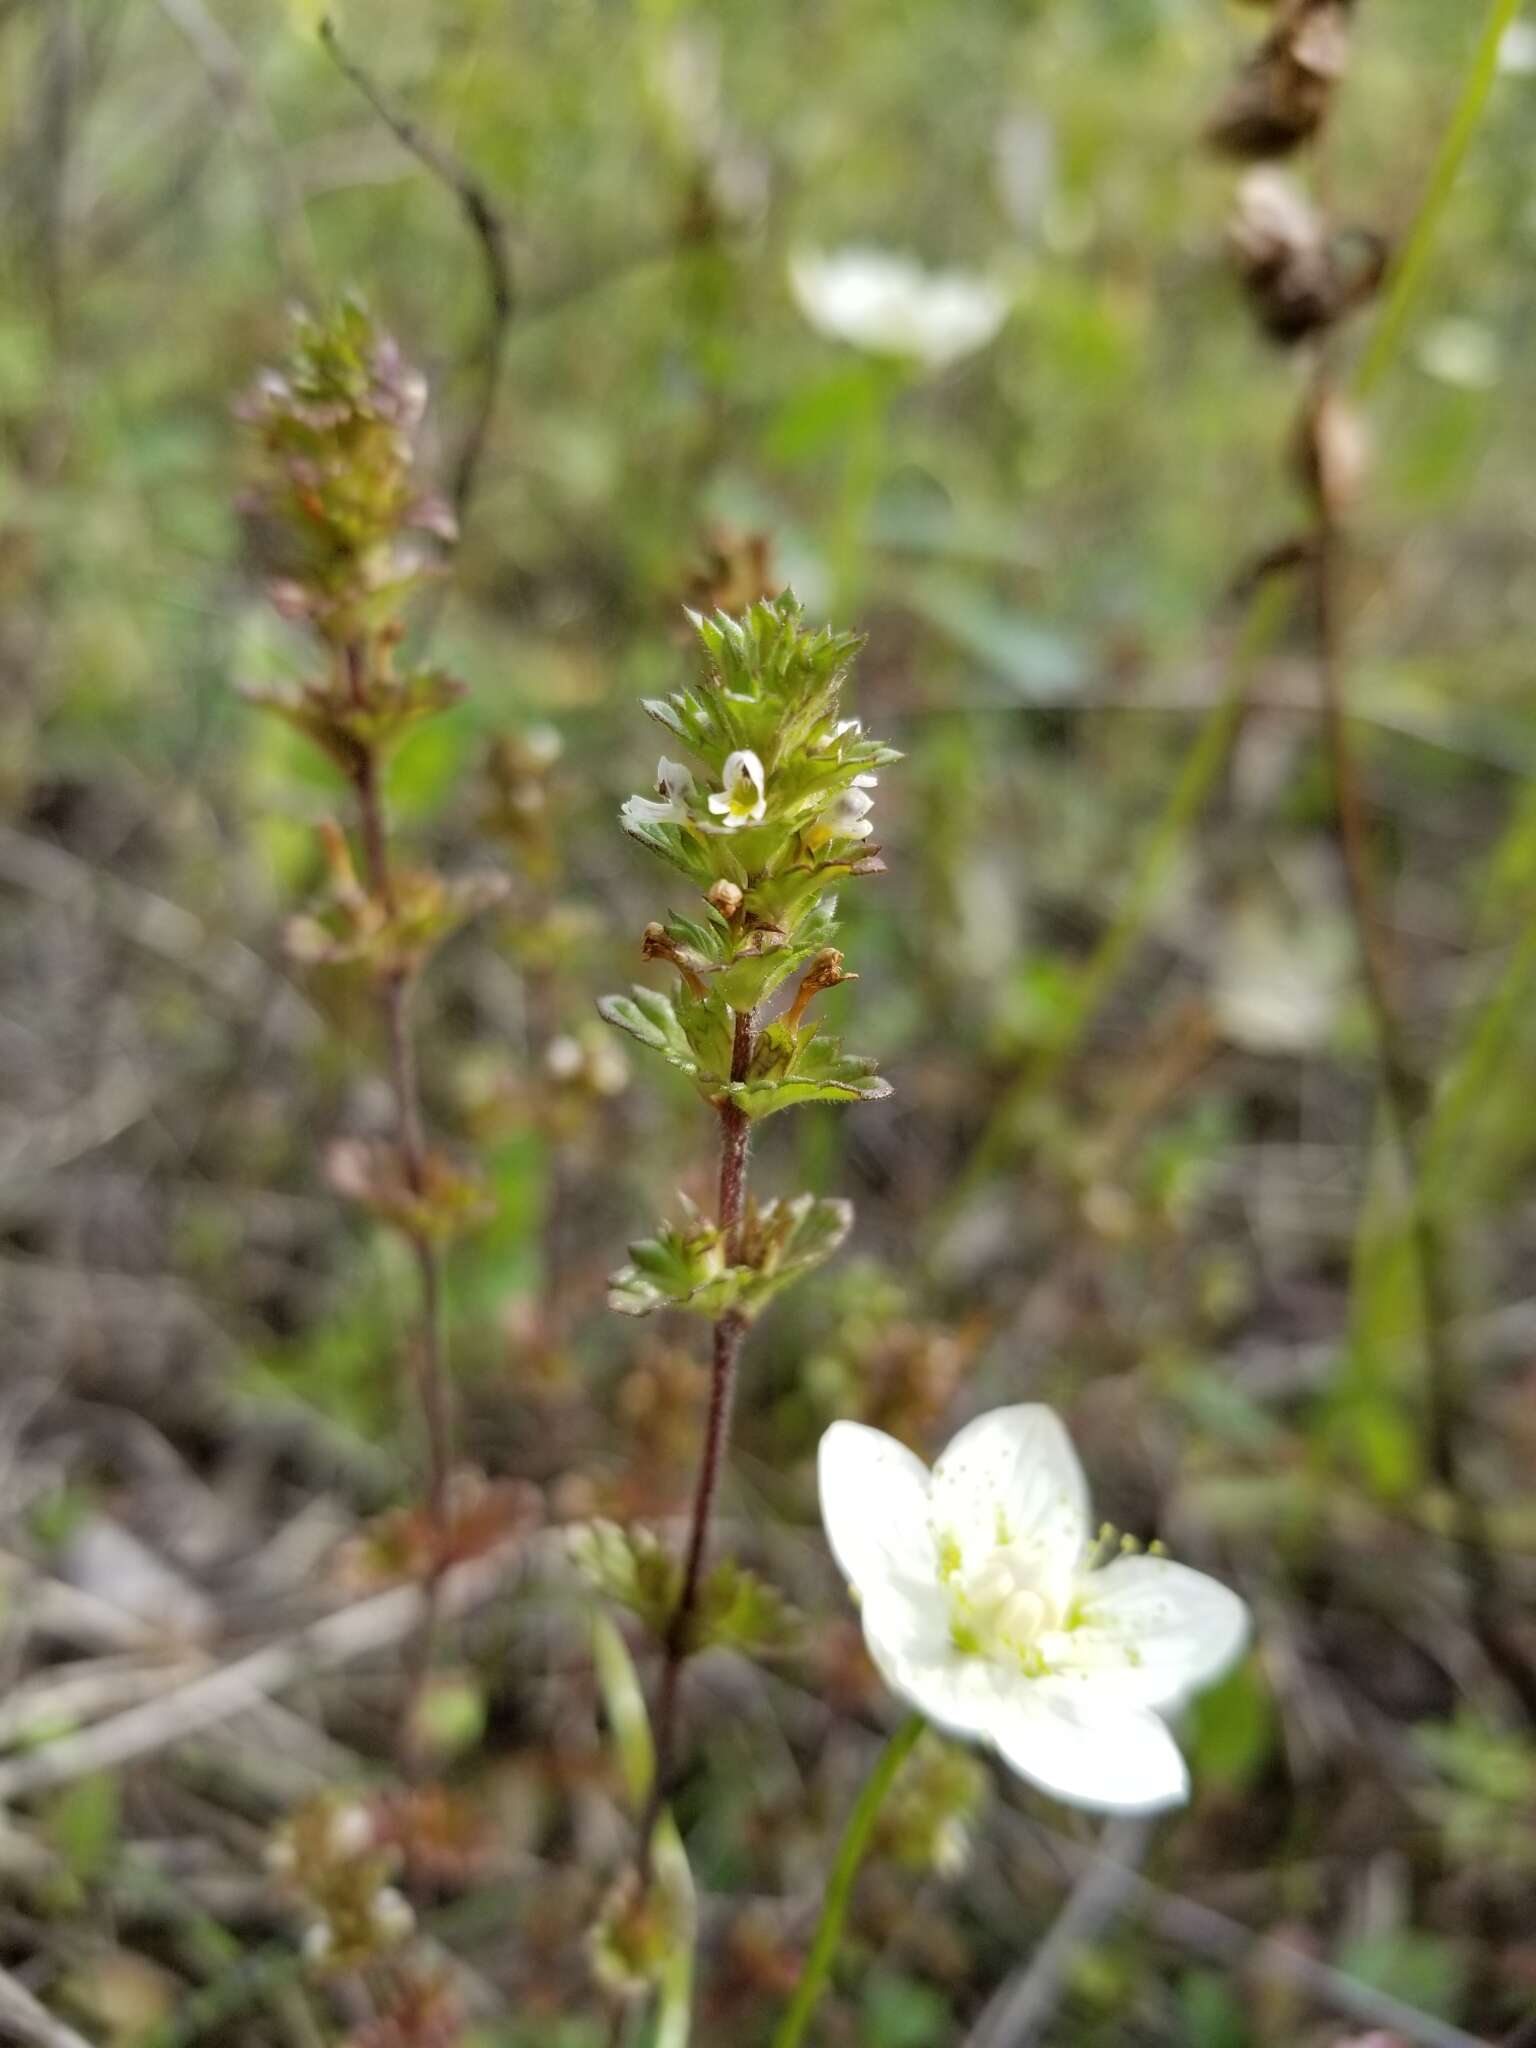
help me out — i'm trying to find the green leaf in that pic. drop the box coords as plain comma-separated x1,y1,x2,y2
591,1611,657,1806
609,1205,735,1319
729,1028,892,1119
588,1615,696,2045
1188,1658,1276,1791
597,986,694,1065
45,1771,121,1882
597,984,739,1097
695,1559,801,1656
620,813,717,885
609,1194,853,1319
572,1522,681,1638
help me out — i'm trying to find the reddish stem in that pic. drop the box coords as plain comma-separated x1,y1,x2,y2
638,1006,755,1872
348,639,456,1767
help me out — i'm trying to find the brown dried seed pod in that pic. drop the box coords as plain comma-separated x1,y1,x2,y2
1205,0,1352,160
1293,389,1370,520
1228,170,1388,344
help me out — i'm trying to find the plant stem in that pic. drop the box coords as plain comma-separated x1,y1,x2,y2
1355,0,1522,400
948,0,1516,1214
1312,384,1536,1721
639,1005,756,1873
771,1715,925,2048
349,657,457,1766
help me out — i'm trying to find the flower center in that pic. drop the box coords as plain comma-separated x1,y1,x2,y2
945,1541,1067,1673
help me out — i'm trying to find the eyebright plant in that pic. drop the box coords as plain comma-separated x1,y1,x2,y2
819,1405,1248,1812
601,591,897,1303
240,303,526,1748
592,593,898,1867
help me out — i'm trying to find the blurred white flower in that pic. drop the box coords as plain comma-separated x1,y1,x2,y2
819,1405,1247,1813
622,756,696,827
707,748,767,828
790,247,1009,370
1418,318,1501,391
370,1886,415,1944
815,785,876,842
1499,19,1536,73
326,1802,375,1860
544,1033,586,1081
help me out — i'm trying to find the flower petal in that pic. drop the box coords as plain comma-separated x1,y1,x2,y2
860,1586,1006,1740
931,1405,1089,1572
1058,1555,1249,1711
817,1421,934,1603
621,795,676,825
991,1690,1189,1813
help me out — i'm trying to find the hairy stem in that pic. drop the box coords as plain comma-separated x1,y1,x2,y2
770,1715,926,2048
349,655,457,1764
639,1006,756,1872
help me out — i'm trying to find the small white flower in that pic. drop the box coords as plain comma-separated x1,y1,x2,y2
522,722,564,768
707,748,767,828
370,1886,416,1944
816,786,876,842
812,718,864,754
819,1405,1248,1813
545,1033,586,1081
326,1801,375,1860
1417,318,1501,392
790,247,1009,370
932,1815,972,1879
621,757,696,827
302,1921,334,1965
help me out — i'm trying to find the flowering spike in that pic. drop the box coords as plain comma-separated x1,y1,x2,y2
603,593,897,1120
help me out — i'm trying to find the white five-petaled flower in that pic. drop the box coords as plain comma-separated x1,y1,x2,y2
622,757,696,828
790,247,1010,371
707,748,768,829
818,1405,1248,1813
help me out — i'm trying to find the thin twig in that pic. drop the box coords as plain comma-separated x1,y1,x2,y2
318,16,514,532
0,1966,95,2048
998,1812,1491,2048
150,0,313,288
349,731,456,1768
0,822,319,1047
0,1544,523,1803
639,1006,756,1872
964,1819,1153,2048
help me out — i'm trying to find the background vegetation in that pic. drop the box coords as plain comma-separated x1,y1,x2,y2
2,1,1536,2042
